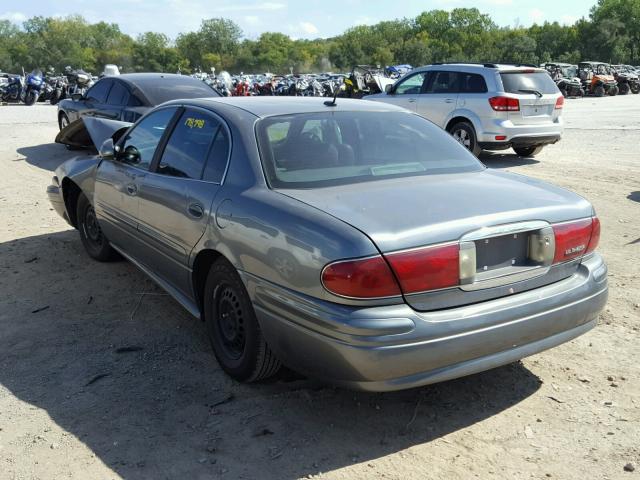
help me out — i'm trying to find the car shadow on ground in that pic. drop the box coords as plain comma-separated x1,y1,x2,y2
479,151,540,169
0,230,542,479
628,191,640,203
16,142,90,172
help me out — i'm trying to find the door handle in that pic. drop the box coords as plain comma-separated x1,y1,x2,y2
187,203,204,218
126,183,137,195
444,99,455,103
408,98,416,103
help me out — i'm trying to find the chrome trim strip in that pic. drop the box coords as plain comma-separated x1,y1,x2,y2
460,220,549,242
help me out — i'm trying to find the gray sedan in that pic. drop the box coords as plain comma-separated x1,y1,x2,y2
47,97,607,391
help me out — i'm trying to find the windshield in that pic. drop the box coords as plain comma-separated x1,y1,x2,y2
257,111,484,189
561,66,577,78
500,71,559,95
30,69,43,77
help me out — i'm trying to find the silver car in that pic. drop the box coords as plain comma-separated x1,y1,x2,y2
48,97,607,391
366,63,565,157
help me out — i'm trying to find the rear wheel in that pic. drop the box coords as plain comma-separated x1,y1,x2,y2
619,83,630,95
594,85,605,97
59,112,70,130
559,88,568,98
204,258,281,382
632,84,640,94
609,86,619,96
513,145,544,157
449,121,481,156
77,193,116,261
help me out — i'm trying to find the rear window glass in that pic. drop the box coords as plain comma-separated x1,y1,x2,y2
138,77,221,105
257,111,483,189
500,72,559,95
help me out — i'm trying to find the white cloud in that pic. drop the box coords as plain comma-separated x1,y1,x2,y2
299,21,318,35
244,15,260,26
0,11,27,23
529,8,544,24
214,2,286,12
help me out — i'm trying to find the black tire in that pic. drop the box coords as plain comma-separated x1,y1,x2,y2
204,258,281,382
560,88,568,98
619,83,630,95
632,84,640,94
594,85,605,97
50,91,60,105
449,121,481,156
513,145,544,157
77,193,116,261
59,112,70,130
25,90,37,106
609,86,619,96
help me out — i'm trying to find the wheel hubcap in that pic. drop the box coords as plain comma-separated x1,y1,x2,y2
453,129,472,149
216,286,245,359
84,206,103,245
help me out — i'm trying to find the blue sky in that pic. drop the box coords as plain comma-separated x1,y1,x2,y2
0,0,594,39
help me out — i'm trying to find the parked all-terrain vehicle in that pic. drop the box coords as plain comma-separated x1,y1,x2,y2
579,62,618,97
611,65,640,95
342,65,394,99
543,63,584,97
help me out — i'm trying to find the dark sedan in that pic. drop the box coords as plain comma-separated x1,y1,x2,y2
56,73,220,130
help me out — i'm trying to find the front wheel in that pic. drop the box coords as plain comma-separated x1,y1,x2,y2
619,83,630,95
449,121,481,156
609,86,619,96
77,193,116,261
513,146,544,157
594,85,605,97
632,84,640,94
204,258,281,382
24,90,37,106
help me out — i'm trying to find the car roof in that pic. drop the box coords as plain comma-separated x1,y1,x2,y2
412,63,545,73
164,96,409,118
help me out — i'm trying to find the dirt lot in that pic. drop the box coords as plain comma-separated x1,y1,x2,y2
0,96,638,480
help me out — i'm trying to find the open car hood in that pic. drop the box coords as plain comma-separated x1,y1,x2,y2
55,117,132,149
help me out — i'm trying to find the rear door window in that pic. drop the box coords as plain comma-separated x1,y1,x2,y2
202,127,230,183
106,81,129,105
157,109,219,179
500,72,559,95
460,73,488,93
86,79,112,103
424,72,460,94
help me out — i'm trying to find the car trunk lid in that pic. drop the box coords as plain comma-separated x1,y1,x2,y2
282,170,594,310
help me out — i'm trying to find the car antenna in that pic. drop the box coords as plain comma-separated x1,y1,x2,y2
324,84,344,107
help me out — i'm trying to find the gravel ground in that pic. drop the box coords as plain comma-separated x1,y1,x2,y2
0,96,638,480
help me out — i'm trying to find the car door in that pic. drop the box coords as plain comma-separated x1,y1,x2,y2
93,107,179,258
417,71,460,127
382,71,428,112
135,107,230,296
82,79,113,118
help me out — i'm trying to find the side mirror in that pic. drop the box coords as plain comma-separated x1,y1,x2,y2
385,84,393,94
99,138,115,159
71,92,83,101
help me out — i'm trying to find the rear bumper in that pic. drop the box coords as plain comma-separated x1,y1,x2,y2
479,134,562,150
248,254,607,391
477,118,564,149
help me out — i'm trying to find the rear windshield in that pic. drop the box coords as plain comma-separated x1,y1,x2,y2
256,111,484,189
500,72,559,95
138,77,221,105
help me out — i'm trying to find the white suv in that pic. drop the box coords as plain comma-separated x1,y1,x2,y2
366,63,564,157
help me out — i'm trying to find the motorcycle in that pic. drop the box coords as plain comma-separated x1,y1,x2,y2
49,76,68,105
0,74,24,103
23,69,44,105
64,67,94,97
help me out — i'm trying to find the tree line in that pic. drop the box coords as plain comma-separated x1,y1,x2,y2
1,0,639,75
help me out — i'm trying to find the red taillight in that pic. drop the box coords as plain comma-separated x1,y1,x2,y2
555,96,564,109
385,244,460,294
321,255,401,298
552,217,599,264
489,96,520,111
